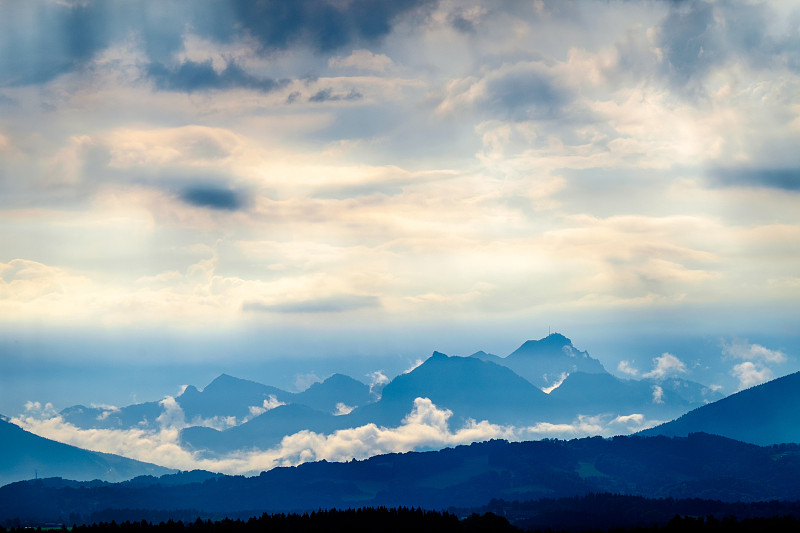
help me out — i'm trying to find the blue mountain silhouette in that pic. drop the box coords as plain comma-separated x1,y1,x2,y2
472,333,606,388
0,416,174,486
639,370,800,445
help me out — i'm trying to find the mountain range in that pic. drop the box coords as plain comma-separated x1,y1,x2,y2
53,334,722,461
3,333,800,527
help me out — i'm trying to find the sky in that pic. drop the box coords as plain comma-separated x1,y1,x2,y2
1,0,800,419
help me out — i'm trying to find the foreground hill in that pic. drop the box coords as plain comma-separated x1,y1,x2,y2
640,371,800,445
3,433,800,524
0,417,175,487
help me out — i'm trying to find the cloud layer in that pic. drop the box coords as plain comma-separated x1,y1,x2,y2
13,396,656,475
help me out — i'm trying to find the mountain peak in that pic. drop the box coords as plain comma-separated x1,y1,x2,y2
179,385,200,398
500,334,607,387
518,333,573,351
204,373,252,391
508,334,577,359
429,351,449,361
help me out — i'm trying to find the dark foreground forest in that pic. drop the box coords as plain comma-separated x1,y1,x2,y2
5,508,800,533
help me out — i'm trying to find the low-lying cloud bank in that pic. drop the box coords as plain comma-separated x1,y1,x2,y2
12,397,658,476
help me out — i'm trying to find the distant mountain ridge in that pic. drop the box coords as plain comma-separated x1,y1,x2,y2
640,370,800,445
52,334,726,463
0,416,175,487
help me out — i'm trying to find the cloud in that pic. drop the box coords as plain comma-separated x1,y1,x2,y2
617,360,639,377
731,361,773,390
0,0,430,88
147,60,286,93
654,1,782,96
723,339,787,363
24,401,58,418
402,359,424,374
307,88,363,103
247,395,286,418
294,373,322,392
230,0,435,53
642,353,687,380
526,415,605,437
0,1,114,86
541,372,569,394
328,49,394,72
155,396,185,430
437,61,572,122
723,339,786,391
709,167,800,191
243,294,380,314
613,413,645,426
180,185,247,211
14,394,667,476
334,403,354,416
651,385,664,404
367,370,390,395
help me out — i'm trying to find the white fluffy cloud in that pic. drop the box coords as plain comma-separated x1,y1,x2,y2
651,385,664,404
723,339,786,391
247,395,286,419
367,371,390,394
731,362,774,390
643,353,687,380
723,339,787,363
12,397,660,475
617,360,639,377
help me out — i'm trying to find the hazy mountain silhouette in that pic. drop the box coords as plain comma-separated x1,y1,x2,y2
55,334,728,459
181,403,348,455
61,373,370,433
178,374,291,422
59,373,290,431
639,371,800,445
60,401,164,431
292,373,371,414
348,351,551,428
0,416,175,487
471,333,606,389
549,372,722,421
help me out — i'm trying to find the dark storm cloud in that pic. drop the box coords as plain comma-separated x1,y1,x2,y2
180,186,248,211
654,1,797,94
230,0,435,53
243,295,381,314
709,168,800,191
0,1,114,86
147,60,287,93
485,67,568,121
0,0,432,88
308,88,363,103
